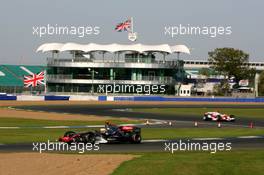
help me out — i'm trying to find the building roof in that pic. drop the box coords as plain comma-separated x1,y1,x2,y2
36,43,190,54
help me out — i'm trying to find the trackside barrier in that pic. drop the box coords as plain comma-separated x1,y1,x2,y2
98,96,107,101
113,96,264,103
44,95,70,101
1,95,264,102
134,96,164,101
69,95,98,101
113,96,134,101
17,95,44,101
0,95,17,100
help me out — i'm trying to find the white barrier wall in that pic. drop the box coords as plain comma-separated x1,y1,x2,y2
16,95,98,101
107,96,114,101
17,95,44,101
69,95,98,101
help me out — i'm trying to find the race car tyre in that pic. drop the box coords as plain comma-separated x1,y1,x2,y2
217,115,222,121
72,137,79,143
203,116,208,121
131,134,141,144
83,132,96,144
64,131,76,137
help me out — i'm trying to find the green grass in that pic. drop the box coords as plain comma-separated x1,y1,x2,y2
0,117,139,127
112,150,264,175
0,127,263,144
0,128,90,144
0,117,138,144
133,108,264,119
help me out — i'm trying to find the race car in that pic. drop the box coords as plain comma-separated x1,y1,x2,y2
58,123,141,144
203,112,235,122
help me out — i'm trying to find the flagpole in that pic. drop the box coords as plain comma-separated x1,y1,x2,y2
44,70,47,94
131,17,133,33
126,17,137,42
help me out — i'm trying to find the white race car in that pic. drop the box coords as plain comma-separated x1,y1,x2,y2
203,112,235,122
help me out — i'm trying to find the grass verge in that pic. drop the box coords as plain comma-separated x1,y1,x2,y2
112,150,264,175
0,117,139,127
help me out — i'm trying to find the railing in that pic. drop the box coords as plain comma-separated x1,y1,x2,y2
47,74,73,79
47,57,182,66
141,76,173,83
47,74,174,84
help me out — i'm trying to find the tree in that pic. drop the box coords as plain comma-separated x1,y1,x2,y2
198,68,211,77
258,71,264,96
213,81,230,96
208,48,256,86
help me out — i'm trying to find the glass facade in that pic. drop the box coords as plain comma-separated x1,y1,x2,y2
46,52,186,94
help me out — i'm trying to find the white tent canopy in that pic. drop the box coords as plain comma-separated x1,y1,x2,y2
37,43,64,52
170,45,190,54
37,43,190,54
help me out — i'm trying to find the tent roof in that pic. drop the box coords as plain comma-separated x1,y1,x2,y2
37,43,190,54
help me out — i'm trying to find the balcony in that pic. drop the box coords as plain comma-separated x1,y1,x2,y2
47,74,174,85
47,58,182,69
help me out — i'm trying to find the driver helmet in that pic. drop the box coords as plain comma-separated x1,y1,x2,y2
100,128,106,133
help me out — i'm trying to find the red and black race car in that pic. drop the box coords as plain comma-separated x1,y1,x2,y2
203,112,236,122
59,123,141,144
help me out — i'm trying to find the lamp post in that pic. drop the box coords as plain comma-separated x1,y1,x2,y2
255,73,260,97
88,68,98,94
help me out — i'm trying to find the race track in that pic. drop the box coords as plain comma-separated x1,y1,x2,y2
1,137,264,153
16,104,264,127
1,103,264,152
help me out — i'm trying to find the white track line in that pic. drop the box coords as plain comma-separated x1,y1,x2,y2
7,106,14,110
142,139,169,143
237,136,264,139
0,127,20,129
84,125,104,128
43,125,105,129
43,126,69,129
192,138,223,141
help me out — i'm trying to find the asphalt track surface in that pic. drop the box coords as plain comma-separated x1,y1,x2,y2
1,137,264,153
1,103,264,152
16,104,264,127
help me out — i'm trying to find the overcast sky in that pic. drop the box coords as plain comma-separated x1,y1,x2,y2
0,0,263,65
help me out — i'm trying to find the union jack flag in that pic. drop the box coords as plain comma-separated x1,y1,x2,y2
24,71,45,88
115,19,131,32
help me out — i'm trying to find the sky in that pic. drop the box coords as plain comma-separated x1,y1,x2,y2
0,0,263,65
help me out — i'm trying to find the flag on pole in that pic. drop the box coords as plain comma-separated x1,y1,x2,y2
115,19,131,32
115,17,137,41
24,71,45,88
